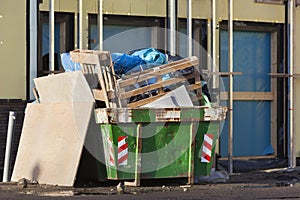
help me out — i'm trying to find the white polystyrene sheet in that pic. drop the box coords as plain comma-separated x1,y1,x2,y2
12,71,99,186
11,103,93,186
141,85,193,108
34,71,95,103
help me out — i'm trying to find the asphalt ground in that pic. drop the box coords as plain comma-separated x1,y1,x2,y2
1,167,300,200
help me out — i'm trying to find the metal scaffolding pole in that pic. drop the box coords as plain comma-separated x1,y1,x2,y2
228,0,234,174
212,0,217,88
29,0,38,99
98,0,103,51
49,0,55,73
187,0,192,57
78,0,83,49
168,0,177,56
288,0,296,168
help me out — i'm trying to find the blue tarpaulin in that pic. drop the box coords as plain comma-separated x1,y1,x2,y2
61,53,81,72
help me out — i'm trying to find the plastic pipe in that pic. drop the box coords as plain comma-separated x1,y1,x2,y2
228,0,234,174
49,0,55,73
3,111,16,182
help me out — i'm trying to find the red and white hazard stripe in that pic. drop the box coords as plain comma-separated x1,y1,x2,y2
201,134,214,163
107,137,115,166
118,136,128,166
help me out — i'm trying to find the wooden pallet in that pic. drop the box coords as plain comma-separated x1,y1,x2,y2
70,49,202,108
117,56,202,108
70,49,120,108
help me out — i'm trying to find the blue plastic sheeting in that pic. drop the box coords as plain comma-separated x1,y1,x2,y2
112,53,145,75
220,31,271,92
219,30,273,157
60,53,81,72
112,48,169,86
220,101,273,156
131,48,167,65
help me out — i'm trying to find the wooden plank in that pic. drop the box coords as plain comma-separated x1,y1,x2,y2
218,155,276,160
271,31,278,156
186,82,202,91
92,89,116,101
120,77,187,99
70,49,111,64
126,93,168,108
121,56,198,79
220,92,274,101
32,88,40,102
210,72,243,76
268,73,300,78
118,57,199,87
125,83,201,108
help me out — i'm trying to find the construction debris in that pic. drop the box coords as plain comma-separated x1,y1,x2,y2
11,71,101,186
12,48,220,187
69,49,204,109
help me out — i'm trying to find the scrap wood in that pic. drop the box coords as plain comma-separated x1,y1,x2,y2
70,49,120,108
117,56,203,108
70,49,203,108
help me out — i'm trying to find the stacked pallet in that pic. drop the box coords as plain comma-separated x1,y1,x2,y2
70,49,203,108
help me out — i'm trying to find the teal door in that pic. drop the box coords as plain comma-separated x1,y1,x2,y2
220,30,275,157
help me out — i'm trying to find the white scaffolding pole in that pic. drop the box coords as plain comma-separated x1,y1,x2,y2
49,0,55,73
29,0,38,99
187,0,192,57
78,0,83,49
288,0,296,168
228,0,234,174
169,0,177,56
98,0,103,51
212,0,217,88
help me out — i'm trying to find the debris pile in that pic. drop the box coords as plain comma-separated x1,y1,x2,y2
69,48,209,109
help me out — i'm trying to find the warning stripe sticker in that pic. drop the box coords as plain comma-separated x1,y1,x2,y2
118,136,128,166
201,134,214,163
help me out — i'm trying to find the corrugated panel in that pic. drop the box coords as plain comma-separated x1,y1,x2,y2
111,0,131,15
103,0,113,14
146,0,166,17
130,0,147,16
178,0,210,19
217,0,285,23
39,0,286,22
39,0,59,11
59,0,78,12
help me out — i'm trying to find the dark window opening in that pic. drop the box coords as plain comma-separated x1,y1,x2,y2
37,12,75,77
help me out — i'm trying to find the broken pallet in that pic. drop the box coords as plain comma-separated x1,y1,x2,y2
70,49,120,108
116,56,202,108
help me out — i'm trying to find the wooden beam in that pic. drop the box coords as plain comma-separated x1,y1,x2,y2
92,89,115,101
118,56,199,87
220,92,274,101
120,77,187,99
269,73,300,78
